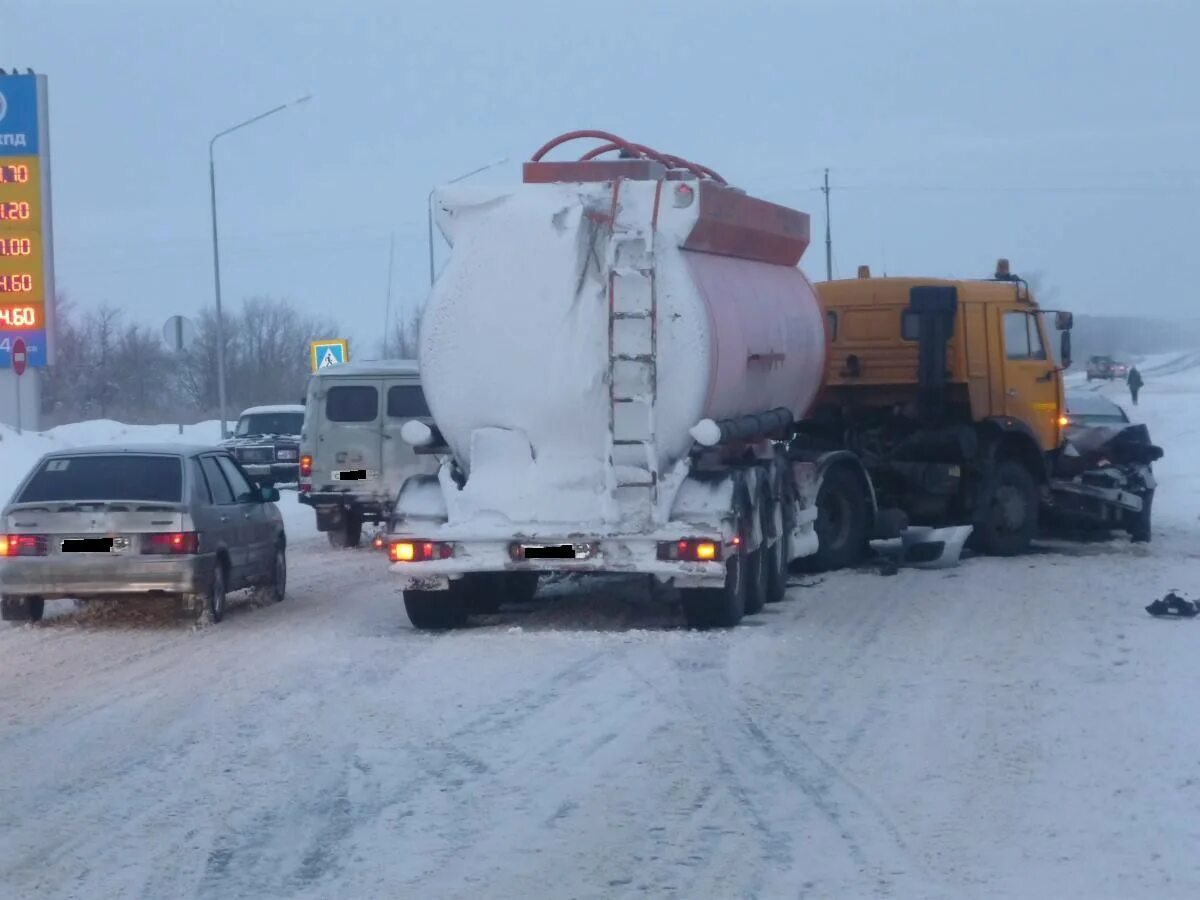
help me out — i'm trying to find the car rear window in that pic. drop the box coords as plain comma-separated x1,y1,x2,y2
18,455,183,503
387,384,431,418
326,386,378,423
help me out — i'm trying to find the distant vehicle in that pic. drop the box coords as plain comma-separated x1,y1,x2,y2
298,360,438,548
0,445,286,624
221,404,305,485
1086,355,1121,381
1064,391,1130,428
1111,360,1130,379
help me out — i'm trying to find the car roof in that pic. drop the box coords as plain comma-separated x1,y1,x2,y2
240,404,305,415
1065,392,1126,416
310,359,420,378
41,443,224,458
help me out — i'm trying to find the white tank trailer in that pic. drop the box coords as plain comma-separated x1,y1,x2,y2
389,131,846,629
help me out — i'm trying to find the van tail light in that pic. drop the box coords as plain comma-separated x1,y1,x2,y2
657,538,723,562
299,455,313,477
0,534,48,557
388,540,453,562
142,532,199,555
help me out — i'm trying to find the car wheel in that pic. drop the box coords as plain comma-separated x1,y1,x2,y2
255,543,287,603
207,566,228,623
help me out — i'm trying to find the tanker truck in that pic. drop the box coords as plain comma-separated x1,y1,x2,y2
386,131,844,630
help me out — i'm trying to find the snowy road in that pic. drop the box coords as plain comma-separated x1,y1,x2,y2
3,376,1200,899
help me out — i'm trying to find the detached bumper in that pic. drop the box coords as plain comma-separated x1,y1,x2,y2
0,554,213,600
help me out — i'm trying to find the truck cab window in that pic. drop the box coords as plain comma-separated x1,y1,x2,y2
901,311,920,341
826,311,838,342
1003,311,1043,360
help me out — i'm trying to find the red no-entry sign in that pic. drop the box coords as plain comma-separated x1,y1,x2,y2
11,338,27,377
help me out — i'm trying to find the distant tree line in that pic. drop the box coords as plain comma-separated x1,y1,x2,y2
40,295,340,426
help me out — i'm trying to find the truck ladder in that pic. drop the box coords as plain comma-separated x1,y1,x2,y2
606,179,662,515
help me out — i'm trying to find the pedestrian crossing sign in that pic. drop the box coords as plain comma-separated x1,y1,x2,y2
310,339,349,373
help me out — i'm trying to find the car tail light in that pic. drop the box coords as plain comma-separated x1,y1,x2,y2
373,534,385,550
298,483,311,494
142,532,199,555
658,538,723,562
0,534,48,557
299,455,312,476
388,540,453,562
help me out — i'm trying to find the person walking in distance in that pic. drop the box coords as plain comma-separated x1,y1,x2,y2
1127,365,1144,406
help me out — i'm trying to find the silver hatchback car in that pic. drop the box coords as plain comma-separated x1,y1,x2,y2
0,445,286,624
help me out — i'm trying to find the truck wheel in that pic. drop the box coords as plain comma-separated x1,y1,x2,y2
1,595,44,622
404,589,468,630
971,459,1038,556
327,514,362,549
744,493,769,615
680,545,746,629
805,466,869,572
459,572,539,614
764,476,790,604
1125,489,1154,543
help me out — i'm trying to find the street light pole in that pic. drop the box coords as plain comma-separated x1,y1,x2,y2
427,157,509,287
208,94,312,438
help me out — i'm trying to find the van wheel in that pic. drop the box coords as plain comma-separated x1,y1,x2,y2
803,465,869,572
404,589,468,630
1,595,44,623
971,459,1038,556
327,514,362,549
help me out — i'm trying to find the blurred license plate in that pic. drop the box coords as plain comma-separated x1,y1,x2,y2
333,469,376,481
61,537,116,553
519,543,595,560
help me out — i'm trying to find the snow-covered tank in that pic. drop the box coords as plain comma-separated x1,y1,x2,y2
417,132,826,529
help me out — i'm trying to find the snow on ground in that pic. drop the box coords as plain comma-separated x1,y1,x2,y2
3,366,1200,899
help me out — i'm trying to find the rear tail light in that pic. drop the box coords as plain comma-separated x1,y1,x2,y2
0,534,48,557
388,540,453,562
142,532,199,555
658,538,723,562
298,483,311,494
299,455,312,477
373,534,385,550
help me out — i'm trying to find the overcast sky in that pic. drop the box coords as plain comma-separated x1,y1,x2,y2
5,0,1198,355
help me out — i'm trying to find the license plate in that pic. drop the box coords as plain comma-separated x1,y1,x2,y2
518,543,595,560
61,537,116,553
333,469,375,481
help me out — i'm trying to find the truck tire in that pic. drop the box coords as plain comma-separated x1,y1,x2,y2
680,545,747,630
327,513,362,549
744,489,770,615
404,589,468,630
460,572,540,614
1125,489,1154,543
804,465,869,572
1,595,44,622
764,472,790,604
971,459,1038,556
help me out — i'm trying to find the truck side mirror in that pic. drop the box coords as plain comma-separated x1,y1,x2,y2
1059,330,1072,369
1055,311,1073,331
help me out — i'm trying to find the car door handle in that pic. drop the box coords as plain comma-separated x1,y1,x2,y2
243,512,252,520
219,514,229,523
1007,388,1019,397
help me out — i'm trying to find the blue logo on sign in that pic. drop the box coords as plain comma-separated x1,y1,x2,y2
0,75,39,156
0,331,47,368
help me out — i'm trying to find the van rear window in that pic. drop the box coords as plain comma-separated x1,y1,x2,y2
326,386,378,422
19,455,183,503
387,385,431,418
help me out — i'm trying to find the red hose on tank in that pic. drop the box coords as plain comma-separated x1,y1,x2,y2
529,130,727,184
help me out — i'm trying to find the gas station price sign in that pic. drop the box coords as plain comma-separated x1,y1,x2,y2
0,73,54,368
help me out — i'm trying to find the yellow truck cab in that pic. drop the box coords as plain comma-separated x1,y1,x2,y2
789,260,1157,565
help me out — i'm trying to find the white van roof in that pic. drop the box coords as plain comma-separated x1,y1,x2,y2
311,359,420,378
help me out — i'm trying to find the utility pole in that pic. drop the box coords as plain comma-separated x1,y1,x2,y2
822,167,832,282
383,232,395,357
